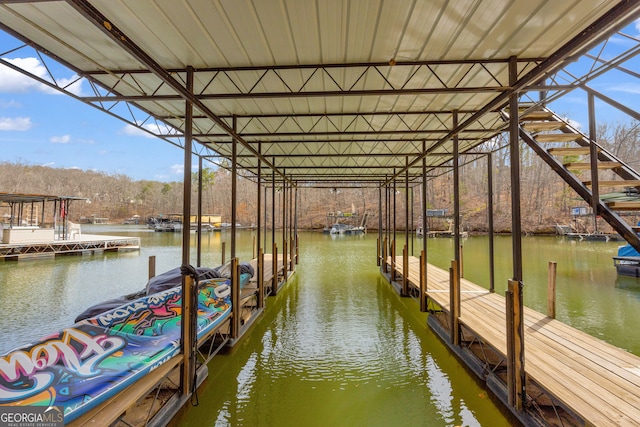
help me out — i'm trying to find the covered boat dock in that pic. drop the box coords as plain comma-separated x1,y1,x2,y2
0,192,140,259
2,1,640,426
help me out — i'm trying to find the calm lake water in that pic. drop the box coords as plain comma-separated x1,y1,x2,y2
2,225,639,425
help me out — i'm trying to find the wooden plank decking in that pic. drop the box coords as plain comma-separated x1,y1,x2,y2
389,255,640,426
247,253,287,287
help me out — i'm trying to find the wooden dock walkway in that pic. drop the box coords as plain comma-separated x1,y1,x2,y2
388,255,640,426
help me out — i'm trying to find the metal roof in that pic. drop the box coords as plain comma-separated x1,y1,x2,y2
1,0,639,187
0,192,86,204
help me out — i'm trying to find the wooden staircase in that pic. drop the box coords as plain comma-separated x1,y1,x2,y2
505,104,640,251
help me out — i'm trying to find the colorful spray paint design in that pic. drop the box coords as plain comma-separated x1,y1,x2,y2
0,278,234,422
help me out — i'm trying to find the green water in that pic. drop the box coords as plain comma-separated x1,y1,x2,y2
2,226,639,425
172,233,512,426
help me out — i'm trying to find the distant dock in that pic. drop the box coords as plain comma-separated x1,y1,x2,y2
0,233,140,260
1,192,140,260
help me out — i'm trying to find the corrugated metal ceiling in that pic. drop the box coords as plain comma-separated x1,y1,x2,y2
0,0,638,185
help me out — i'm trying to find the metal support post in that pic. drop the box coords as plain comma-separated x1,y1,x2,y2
378,185,383,266
180,66,194,397
507,55,525,412
487,153,495,293
453,110,460,264
197,156,203,267
588,92,600,232
405,157,409,256
257,142,262,289
231,116,237,259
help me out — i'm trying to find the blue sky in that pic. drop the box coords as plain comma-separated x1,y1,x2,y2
0,37,187,182
0,21,639,183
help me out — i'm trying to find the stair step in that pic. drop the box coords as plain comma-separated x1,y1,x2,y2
535,133,583,143
564,162,622,170
548,147,597,156
523,121,566,132
521,110,555,121
583,180,640,187
518,102,538,110
606,201,640,211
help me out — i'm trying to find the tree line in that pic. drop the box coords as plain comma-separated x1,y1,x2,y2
2,120,639,233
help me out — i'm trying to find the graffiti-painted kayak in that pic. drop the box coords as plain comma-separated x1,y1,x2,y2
0,276,248,422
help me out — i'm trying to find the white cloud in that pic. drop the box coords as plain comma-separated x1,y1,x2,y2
0,116,32,131
635,19,640,35
122,124,155,138
50,134,71,144
41,162,55,167
0,57,84,96
608,83,640,95
121,122,180,139
171,164,184,175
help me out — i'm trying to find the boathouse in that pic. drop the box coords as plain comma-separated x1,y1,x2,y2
0,192,140,259
1,1,640,426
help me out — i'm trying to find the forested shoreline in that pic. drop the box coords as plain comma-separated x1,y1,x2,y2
2,120,639,233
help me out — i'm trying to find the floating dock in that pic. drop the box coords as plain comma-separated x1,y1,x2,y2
0,233,141,260
383,255,640,426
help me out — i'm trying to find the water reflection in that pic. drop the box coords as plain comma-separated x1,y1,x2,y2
173,234,511,426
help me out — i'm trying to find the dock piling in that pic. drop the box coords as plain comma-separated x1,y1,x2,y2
506,279,525,411
449,259,461,346
258,248,265,308
548,261,557,319
402,244,409,296
231,257,240,340
148,255,156,280
420,250,427,312
180,272,196,396
222,241,226,265
391,239,396,282
272,243,278,294
382,237,388,272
